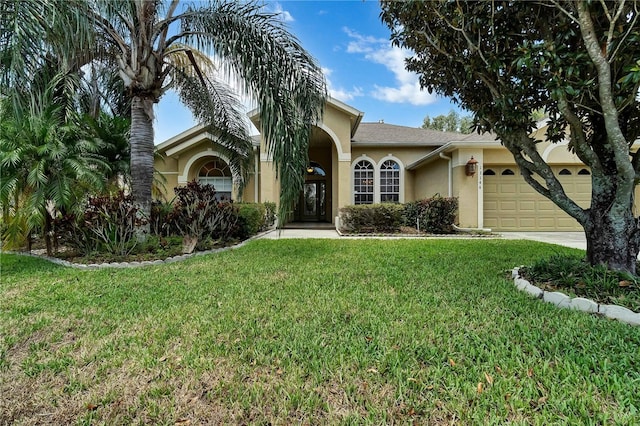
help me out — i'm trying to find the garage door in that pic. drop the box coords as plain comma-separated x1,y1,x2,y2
483,165,591,231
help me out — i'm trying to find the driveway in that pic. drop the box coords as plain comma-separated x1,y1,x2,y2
500,232,587,250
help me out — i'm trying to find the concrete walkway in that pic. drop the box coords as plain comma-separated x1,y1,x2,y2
259,228,588,251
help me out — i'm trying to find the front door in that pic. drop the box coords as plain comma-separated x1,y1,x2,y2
300,181,326,221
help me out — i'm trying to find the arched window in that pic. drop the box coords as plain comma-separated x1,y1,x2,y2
198,158,232,200
353,160,374,205
578,168,591,175
559,168,572,175
380,160,400,203
502,169,515,175
483,169,496,175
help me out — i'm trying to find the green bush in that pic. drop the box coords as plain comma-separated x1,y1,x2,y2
339,203,404,233
235,203,266,238
263,201,277,229
170,181,239,249
403,196,458,233
54,191,145,256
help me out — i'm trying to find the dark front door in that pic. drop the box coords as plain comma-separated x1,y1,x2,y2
300,181,326,221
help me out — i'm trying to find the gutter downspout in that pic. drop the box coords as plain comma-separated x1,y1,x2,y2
439,152,452,197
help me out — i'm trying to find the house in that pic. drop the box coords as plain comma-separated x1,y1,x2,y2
154,97,599,232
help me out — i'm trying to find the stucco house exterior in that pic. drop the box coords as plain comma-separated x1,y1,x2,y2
154,97,603,232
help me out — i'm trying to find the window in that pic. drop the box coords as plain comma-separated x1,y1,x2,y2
198,158,232,200
307,161,326,176
578,168,591,175
502,169,515,175
380,160,400,203
483,169,496,175
353,160,374,204
559,168,572,175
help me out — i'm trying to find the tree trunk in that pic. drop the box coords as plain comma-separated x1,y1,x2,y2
44,210,53,256
129,96,155,241
584,206,640,275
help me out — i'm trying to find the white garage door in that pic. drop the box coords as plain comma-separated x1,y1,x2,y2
483,165,591,231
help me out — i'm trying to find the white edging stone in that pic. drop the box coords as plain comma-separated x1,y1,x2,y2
511,267,640,326
568,297,598,313
599,305,640,326
542,291,571,308
1,228,276,270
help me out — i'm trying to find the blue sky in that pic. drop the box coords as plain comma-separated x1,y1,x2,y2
154,0,464,143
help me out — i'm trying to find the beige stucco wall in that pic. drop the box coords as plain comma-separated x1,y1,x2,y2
154,139,254,202
351,146,436,204
413,158,450,200
452,149,483,228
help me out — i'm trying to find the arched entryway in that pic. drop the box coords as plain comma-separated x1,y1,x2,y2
295,161,327,222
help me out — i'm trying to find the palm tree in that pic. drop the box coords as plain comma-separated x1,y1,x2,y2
2,0,327,238
0,80,108,255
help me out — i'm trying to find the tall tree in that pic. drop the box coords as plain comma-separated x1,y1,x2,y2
1,0,326,237
381,1,640,274
422,109,473,133
0,78,108,255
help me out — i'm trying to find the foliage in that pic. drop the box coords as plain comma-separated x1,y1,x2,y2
422,110,473,134
55,192,145,257
150,199,178,238
2,240,640,424
170,181,238,250
381,1,640,273
0,1,326,234
0,84,108,255
403,196,458,234
521,254,640,312
263,201,277,229
339,203,404,233
235,203,266,239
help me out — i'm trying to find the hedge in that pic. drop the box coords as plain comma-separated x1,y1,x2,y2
339,196,458,234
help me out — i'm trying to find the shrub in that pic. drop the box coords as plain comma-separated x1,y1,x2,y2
404,196,458,233
263,201,277,229
339,203,404,233
150,199,178,237
235,203,266,238
55,192,145,256
170,181,239,251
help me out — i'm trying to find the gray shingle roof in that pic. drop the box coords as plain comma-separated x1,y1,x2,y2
352,122,472,146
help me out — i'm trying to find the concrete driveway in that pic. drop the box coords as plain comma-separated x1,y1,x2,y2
500,232,587,250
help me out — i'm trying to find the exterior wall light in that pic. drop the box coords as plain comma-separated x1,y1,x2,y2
465,156,478,176
307,166,315,174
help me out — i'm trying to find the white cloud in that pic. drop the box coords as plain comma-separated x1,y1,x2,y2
342,27,437,106
271,2,294,22
322,67,363,102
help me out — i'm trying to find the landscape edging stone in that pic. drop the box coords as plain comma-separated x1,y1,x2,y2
1,228,275,270
511,267,640,326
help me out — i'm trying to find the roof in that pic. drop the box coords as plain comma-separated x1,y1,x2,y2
248,96,364,138
352,122,473,146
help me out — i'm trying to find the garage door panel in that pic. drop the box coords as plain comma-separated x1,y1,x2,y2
501,183,517,193
520,200,535,210
500,201,517,211
483,166,590,231
538,218,557,228
519,218,536,228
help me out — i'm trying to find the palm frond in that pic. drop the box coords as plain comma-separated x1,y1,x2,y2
170,0,326,222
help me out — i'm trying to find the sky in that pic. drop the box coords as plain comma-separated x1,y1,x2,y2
153,0,464,144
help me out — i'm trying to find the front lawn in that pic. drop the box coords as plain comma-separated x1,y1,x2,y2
1,239,639,424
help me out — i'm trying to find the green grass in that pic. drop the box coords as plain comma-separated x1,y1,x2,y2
2,239,640,424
